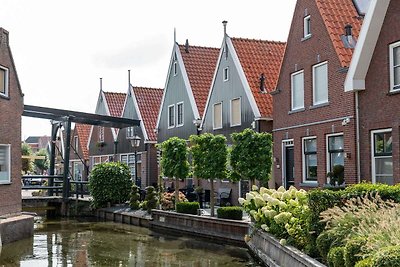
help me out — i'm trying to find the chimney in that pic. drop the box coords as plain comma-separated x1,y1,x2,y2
222,21,228,59
342,24,356,48
128,69,131,86
185,39,189,53
222,20,228,36
345,24,352,36
259,73,266,93
100,78,103,91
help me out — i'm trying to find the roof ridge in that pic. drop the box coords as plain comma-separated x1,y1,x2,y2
103,91,126,95
231,37,286,44
133,86,163,91
178,43,219,50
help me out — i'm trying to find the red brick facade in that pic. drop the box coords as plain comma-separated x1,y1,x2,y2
273,0,359,188
0,28,24,216
358,1,400,184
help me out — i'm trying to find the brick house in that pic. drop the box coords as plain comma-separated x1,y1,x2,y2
69,123,91,181
273,0,364,189
200,21,285,200
0,27,33,244
117,84,163,188
88,89,126,168
345,0,399,185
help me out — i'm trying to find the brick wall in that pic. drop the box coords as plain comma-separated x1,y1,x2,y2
359,1,400,183
0,28,24,216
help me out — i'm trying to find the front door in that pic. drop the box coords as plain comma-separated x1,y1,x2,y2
285,146,294,189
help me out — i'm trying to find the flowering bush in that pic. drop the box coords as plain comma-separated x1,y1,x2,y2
239,185,311,249
160,191,187,210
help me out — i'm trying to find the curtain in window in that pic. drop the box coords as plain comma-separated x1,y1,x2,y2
314,63,328,104
231,99,241,126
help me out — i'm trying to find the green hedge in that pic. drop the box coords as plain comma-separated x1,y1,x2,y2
344,237,366,267
327,247,345,267
372,246,400,267
217,206,243,220
176,202,199,215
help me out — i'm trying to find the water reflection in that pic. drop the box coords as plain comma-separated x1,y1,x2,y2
0,218,260,266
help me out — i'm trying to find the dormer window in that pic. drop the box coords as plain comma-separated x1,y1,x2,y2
304,15,311,39
0,66,9,97
223,67,229,81
389,41,400,92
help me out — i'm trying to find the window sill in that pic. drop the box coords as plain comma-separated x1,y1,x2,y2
167,126,175,129
213,127,223,130
309,102,329,110
0,94,10,100
176,124,184,128
387,90,400,96
230,124,241,128
288,108,305,114
299,182,318,188
0,182,11,185
301,34,312,42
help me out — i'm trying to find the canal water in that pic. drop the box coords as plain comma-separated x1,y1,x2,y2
0,218,261,266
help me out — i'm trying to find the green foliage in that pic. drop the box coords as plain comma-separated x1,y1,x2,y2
344,182,400,202
176,201,199,215
327,164,344,186
344,237,367,267
130,184,141,210
217,206,243,220
21,143,34,174
89,162,132,209
230,128,272,183
190,133,228,217
327,247,345,267
141,186,158,213
316,231,342,263
159,137,190,180
372,246,400,267
354,258,373,267
34,148,50,174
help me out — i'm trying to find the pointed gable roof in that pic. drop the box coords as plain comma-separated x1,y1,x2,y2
74,123,91,160
133,86,163,142
103,91,126,117
178,44,220,117
231,38,286,118
316,0,364,68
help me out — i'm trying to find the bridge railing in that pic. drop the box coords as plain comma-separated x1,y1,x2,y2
21,175,90,199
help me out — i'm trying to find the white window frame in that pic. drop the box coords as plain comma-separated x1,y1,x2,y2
223,67,229,81
74,136,79,153
0,144,11,184
302,136,318,183
98,126,104,142
281,139,294,189
304,15,311,38
0,66,9,97
326,133,344,176
312,61,329,105
167,104,175,129
371,128,393,184
389,41,400,92
173,61,178,76
176,102,184,127
126,126,134,138
230,97,241,127
291,70,304,111
213,102,223,130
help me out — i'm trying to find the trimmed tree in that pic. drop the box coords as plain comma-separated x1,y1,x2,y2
159,137,190,210
21,143,34,174
34,148,50,174
230,128,273,187
189,133,228,217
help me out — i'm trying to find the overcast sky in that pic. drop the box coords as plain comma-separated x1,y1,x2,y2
1,0,296,140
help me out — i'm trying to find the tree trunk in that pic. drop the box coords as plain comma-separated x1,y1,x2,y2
210,178,215,217
175,177,180,210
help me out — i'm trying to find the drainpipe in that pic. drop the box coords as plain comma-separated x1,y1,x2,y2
356,91,361,183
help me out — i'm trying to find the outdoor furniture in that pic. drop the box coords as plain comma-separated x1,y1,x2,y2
217,188,232,206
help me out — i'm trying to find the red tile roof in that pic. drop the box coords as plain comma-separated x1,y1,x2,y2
231,38,286,118
316,0,363,68
133,87,163,141
179,44,220,117
75,123,91,160
103,91,126,117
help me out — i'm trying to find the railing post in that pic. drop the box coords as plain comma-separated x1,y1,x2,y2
62,117,72,202
49,123,59,196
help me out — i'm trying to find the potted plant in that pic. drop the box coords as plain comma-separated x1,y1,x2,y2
327,164,344,186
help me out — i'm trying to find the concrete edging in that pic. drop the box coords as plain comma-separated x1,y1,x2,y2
0,214,34,246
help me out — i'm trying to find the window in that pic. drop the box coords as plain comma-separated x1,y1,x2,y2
303,137,317,182
313,61,328,105
177,102,184,126
0,66,9,97
230,98,241,127
126,126,134,138
223,67,229,81
0,145,10,184
74,136,79,153
98,126,104,142
168,104,175,128
327,134,344,176
371,129,393,185
173,61,178,76
304,15,311,38
389,41,400,92
291,70,304,110
213,102,222,130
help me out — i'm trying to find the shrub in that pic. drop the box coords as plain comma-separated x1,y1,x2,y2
89,162,132,209
160,191,187,210
217,206,243,220
344,183,400,203
316,231,342,263
141,186,158,212
372,246,400,267
354,257,373,267
327,247,345,267
130,184,141,210
176,202,200,215
344,237,367,267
